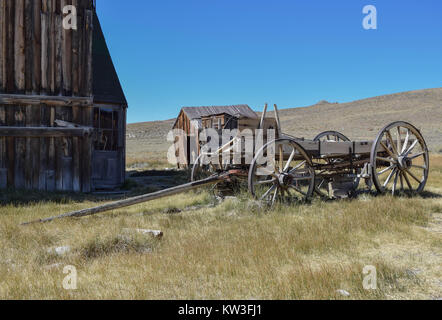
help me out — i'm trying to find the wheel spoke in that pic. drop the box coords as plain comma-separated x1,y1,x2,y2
271,158,279,174
383,168,397,188
279,145,284,172
401,129,410,154
377,165,395,176
402,171,413,190
290,175,313,181
271,186,279,206
289,160,307,174
283,148,296,172
289,185,307,197
397,127,402,155
403,140,418,158
255,178,276,185
409,152,425,160
260,185,276,200
380,141,396,159
317,178,326,189
404,169,421,184
399,172,404,192
386,130,399,156
392,170,399,195
411,164,427,170
377,156,395,163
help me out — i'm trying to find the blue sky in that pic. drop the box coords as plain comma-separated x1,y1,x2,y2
96,0,442,123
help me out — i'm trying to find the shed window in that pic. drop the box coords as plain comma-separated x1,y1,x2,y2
93,108,119,151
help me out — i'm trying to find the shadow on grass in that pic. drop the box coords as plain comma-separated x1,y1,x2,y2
0,169,191,207
355,189,442,199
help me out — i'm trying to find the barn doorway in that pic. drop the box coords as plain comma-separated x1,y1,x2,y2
92,107,123,189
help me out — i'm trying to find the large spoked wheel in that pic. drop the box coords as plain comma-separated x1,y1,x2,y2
313,131,360,197
370,121,429,195
248,139,315,207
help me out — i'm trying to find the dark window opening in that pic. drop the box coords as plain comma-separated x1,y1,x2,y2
93,107,119,151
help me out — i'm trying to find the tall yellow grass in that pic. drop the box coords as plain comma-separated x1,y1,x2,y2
0,155,441,299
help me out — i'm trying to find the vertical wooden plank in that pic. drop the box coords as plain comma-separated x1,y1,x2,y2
0,3,4,174
81,106,92,192
32,0,41,95
14,106,26,189
40,9,48,94
14,0,25,93
0,105,5,175
77,12,84,96
61,0,72,96
72,135,80,191
5,102,14,186
5,0,15,93
54,106,63,190
39,104,48,190
13,1,25,188
24,105,32,188
72,5,81,192
55,136,63,190
0,0,5,92
122,108,127,183
49,0,56,94
31,105,41,189
54,13,62,95
46,105,55,191
24,0,33,94
84,8,93,97
71,0,79,96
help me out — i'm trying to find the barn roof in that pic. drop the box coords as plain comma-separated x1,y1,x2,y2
181,105,258,120
92,11,127,106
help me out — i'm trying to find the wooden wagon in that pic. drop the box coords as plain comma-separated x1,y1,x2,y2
24,104,430,224
191,104,430,205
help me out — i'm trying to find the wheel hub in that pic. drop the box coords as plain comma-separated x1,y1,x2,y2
278,173,293,187
397,156,412,171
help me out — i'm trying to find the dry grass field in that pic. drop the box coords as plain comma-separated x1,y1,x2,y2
0,88,441,300
0,155,440,299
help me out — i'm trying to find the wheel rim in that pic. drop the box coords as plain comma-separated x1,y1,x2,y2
371,121,429,195
314,131,350,142
248,139,315,206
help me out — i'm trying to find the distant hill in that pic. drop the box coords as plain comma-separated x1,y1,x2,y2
127,88,442,165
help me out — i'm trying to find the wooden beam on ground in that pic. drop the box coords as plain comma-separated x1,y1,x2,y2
21,173,228,225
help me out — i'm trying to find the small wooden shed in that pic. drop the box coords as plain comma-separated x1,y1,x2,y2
0,1,127,192
172,105,259,166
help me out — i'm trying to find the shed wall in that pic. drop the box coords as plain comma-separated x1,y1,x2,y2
0,0,95,192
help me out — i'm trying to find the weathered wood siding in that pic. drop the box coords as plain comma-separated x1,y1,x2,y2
0,0,94,192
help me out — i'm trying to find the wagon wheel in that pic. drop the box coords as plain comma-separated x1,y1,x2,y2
248,139,315,207
313,131,360,197
370,121,429,196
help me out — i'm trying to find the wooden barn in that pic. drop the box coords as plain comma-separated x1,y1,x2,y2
0,0,127,192
172,105,260,167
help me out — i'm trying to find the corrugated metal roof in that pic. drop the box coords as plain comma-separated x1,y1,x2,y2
181,105,258,120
